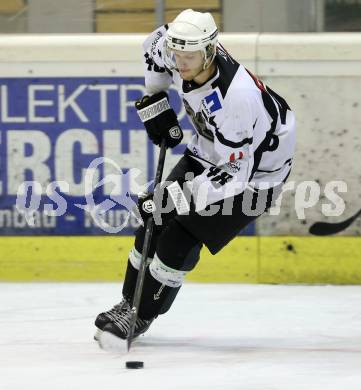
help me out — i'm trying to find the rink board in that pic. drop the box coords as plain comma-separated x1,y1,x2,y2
0,236,360,284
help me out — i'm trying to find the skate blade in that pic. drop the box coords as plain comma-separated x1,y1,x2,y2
94,328,102,341
98,330,127,353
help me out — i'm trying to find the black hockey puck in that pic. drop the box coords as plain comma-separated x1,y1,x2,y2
125,361,144,369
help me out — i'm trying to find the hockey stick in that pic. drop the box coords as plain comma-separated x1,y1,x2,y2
309,208,361,236
127,139,167,351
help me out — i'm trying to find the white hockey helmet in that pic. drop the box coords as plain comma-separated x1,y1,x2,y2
163,9,218,71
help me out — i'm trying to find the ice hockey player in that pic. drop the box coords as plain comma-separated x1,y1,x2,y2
95,8,296,342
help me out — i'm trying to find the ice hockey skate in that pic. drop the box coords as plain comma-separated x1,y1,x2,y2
94,298,129,341
97,303,154,350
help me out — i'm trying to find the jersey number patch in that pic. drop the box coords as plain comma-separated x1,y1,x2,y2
206,166,233,188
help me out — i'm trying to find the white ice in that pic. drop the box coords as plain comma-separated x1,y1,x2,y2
1,283,361,390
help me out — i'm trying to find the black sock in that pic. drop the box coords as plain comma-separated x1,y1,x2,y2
122,259,138,302
138,268,181,320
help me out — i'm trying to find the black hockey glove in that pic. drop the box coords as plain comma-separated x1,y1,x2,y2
135,92,183,148
137,191,157,223
137,180,192,226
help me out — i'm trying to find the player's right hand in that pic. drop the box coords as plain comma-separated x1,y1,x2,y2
135,91,183,148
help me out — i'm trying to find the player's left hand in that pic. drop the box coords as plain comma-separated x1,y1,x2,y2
137,191,156,223
136,179,192,226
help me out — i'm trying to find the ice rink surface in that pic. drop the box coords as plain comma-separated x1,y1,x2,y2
1,283,361,390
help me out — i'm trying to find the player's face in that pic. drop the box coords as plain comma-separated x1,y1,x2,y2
173,50,204,80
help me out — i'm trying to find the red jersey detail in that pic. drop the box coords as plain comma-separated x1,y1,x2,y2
229,151,244,162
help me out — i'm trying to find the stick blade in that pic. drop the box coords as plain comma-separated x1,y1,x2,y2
309,222,341,236
309,209,361,236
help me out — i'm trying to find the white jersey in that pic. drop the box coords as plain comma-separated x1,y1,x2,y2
143,26,296,208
